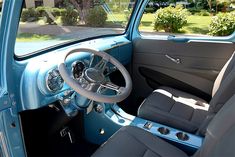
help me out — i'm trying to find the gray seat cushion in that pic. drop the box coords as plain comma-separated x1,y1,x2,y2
92,126,188,157
93,95,235,157
137,53,235,133
138,86,209,133
193,94,235,157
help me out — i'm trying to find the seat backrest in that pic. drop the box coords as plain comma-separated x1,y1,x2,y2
198,53,235,135
209,52,235,113
195,95,235,157
212,53,235,97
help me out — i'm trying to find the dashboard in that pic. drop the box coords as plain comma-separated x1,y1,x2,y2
39,54,91,95
19,36,132,111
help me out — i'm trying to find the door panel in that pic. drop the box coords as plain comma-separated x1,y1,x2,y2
132,38,235,103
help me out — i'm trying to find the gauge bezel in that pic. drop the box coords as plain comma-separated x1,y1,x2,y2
45,68,64,92
71,61,86,80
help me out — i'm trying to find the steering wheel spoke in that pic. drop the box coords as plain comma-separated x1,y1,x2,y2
89,54,95,68
100,81,124,94
94,55,109,72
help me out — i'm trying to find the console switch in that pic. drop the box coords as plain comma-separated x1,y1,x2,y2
144,122,153,130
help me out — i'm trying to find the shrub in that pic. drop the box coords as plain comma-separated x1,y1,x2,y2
35,7,62,24
217,2,229,12
35,6,46,17
144,7,155,13
208,12,235,36
124,9,131,21
85,6,107,27
188,8,200,15
36,7,62,17
154,5,188,33
195,10,210,16
44,14,55,24
201,10,210,16
21,8,39,22
51,8,61,16
61,8,79,26
112,4,120,13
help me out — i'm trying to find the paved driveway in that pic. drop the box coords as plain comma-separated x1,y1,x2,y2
16,22,124,55
19,22,124,40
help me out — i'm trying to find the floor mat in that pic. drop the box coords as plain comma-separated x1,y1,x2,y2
35,134,99,157
20,105,99,157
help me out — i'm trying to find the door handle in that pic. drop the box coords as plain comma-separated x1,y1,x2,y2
165,54,181,64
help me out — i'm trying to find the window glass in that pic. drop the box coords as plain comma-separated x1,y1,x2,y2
139,0,235,37
15,0,136,56
0,0,3,16
0,0,4,90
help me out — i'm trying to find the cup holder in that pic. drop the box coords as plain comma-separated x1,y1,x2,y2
176,132,189,141
158,127,170,135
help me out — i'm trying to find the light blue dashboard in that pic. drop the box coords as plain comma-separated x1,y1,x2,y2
18,36,132,111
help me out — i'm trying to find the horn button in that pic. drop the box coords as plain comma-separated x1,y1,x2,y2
84,68,105,83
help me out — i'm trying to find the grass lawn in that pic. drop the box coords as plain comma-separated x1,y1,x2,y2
182,15,212,35
139,14,212,35
108,13,126,22
16,33,56,42
108,13,212,35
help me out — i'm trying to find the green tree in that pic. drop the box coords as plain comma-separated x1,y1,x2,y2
68,0,104,24
195,0,209,9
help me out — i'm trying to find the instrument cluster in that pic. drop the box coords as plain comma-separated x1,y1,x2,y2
45,60,87,93
46,69,64,92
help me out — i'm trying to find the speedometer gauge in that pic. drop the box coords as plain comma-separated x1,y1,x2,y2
46,69,64,92
72,61,85,79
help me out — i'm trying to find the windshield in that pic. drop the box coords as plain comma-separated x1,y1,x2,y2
15,0,136,56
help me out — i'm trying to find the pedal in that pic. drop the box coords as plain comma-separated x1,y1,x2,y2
60,127,75,143
60,127,69,137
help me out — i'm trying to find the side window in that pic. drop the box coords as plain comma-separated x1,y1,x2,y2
139,0,235,37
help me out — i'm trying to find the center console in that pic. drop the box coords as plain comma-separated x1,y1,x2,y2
84,103,204,155
130,117,203,154
111,104,204,154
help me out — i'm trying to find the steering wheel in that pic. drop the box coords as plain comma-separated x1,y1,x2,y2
58,48,132,103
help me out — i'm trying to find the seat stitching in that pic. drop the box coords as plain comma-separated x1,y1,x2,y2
169,102,195,122
148,98,175,112
189,107,195,121
168,93,177,113
143,105,198,132
149,102,173,112
125,129,162,157
143,149,161,157
168,98,175,113
142,149,147,157
148,91,174,112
